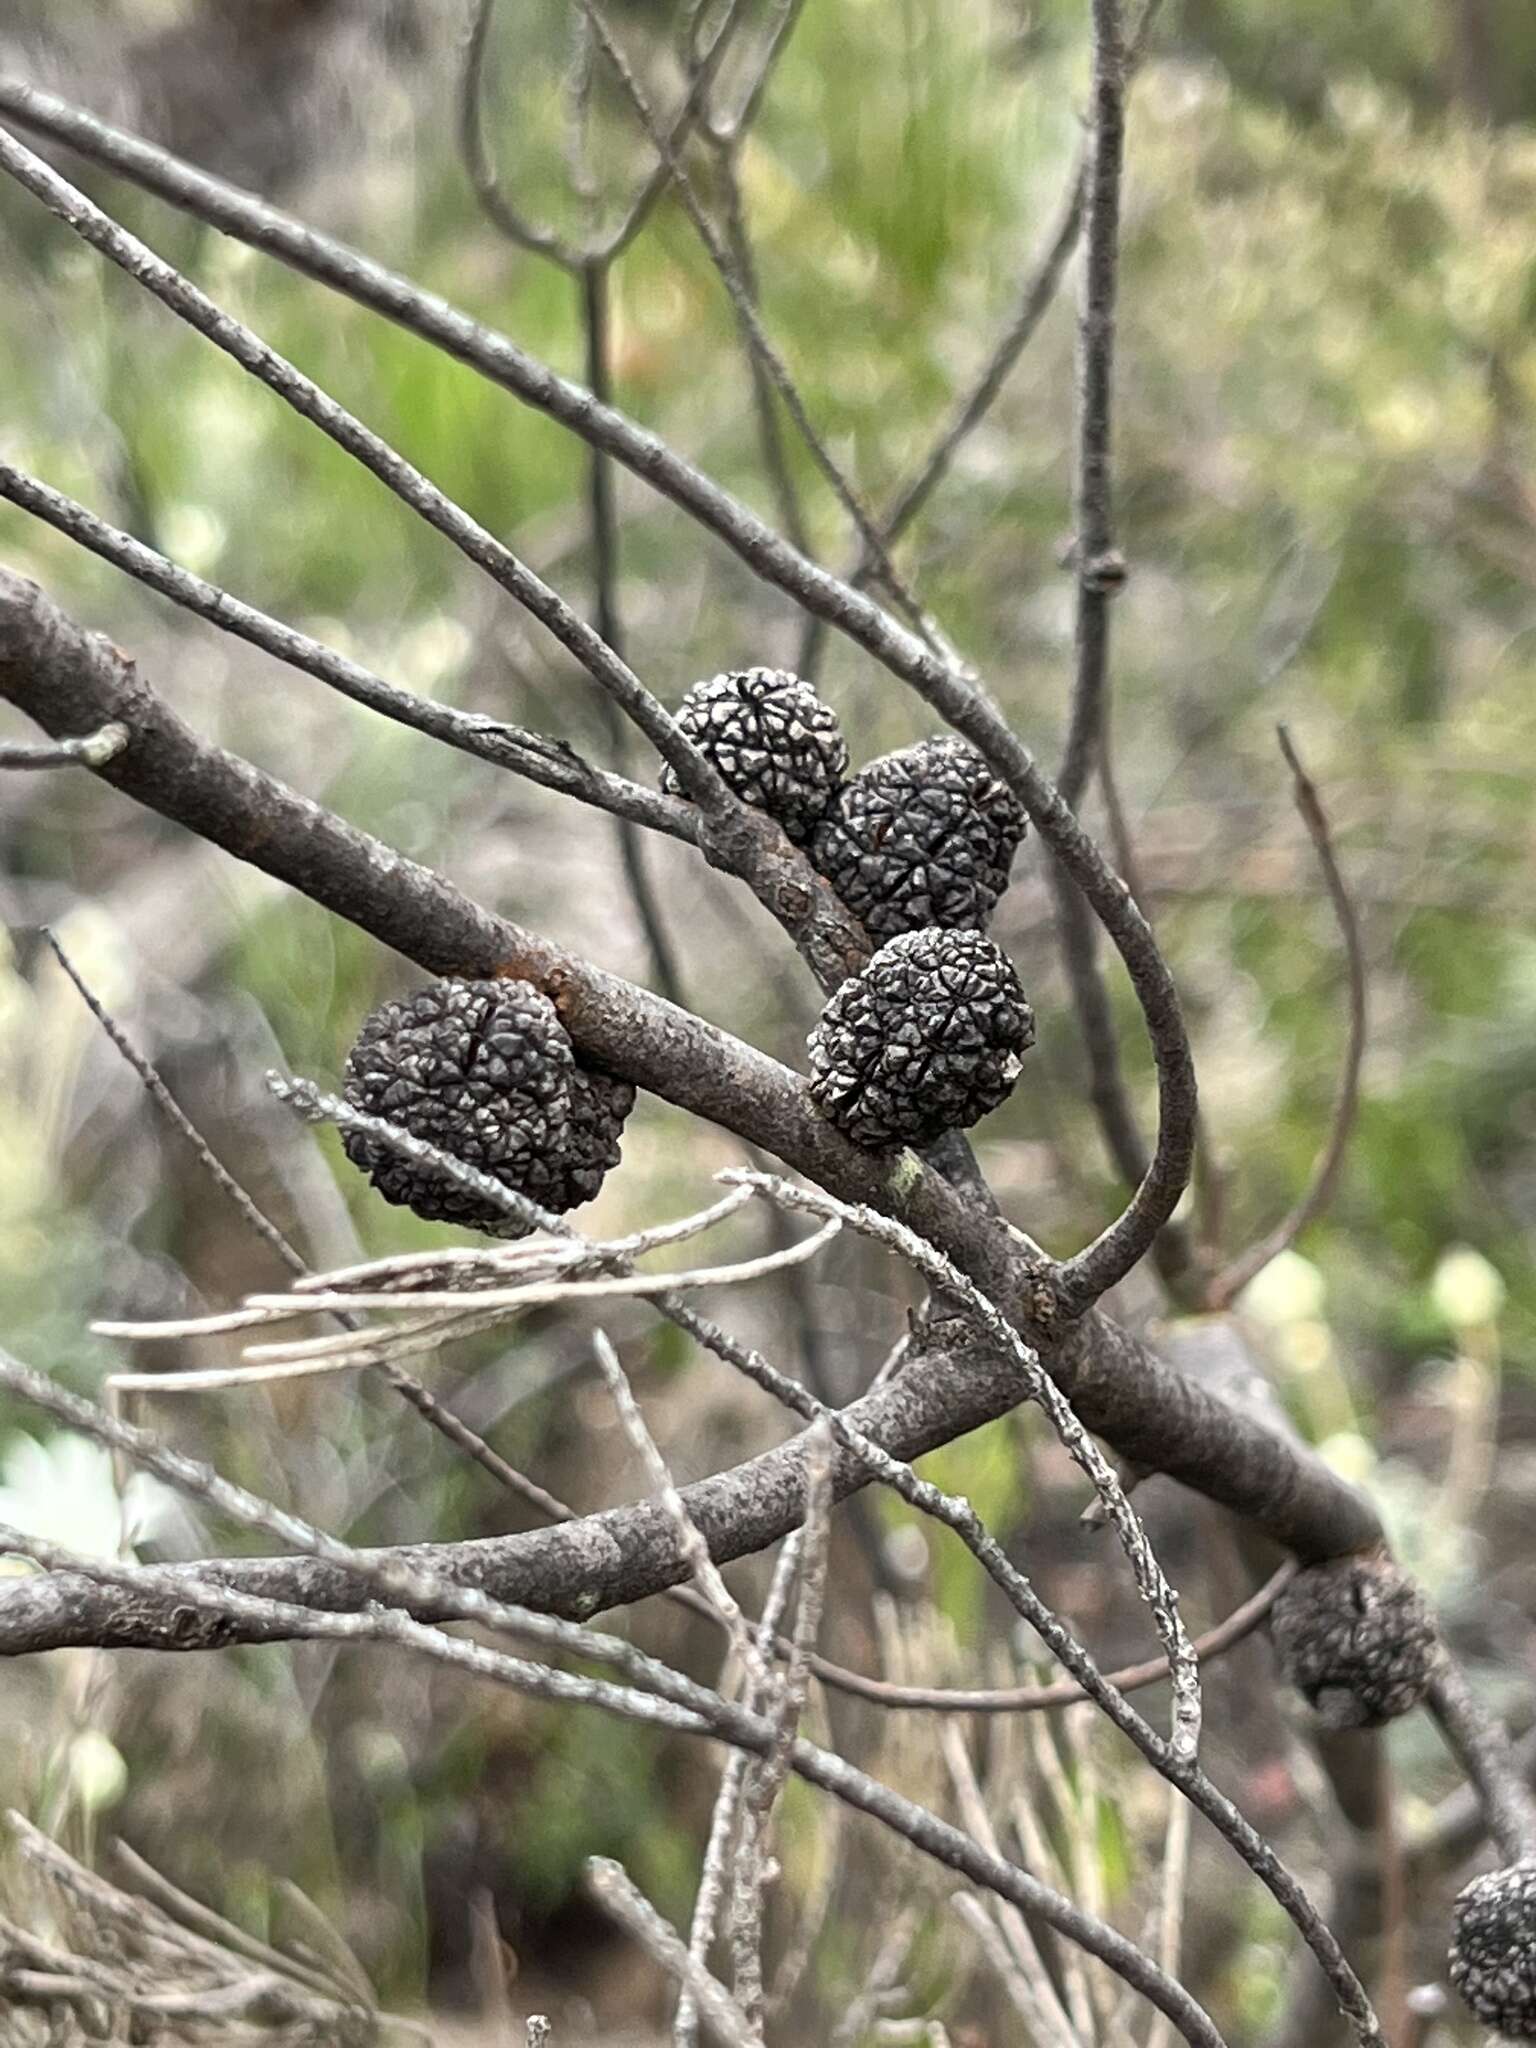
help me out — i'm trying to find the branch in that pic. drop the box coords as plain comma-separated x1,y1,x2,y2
586,1860,758,2048
0,125,724,813
0,1347,1374,2044
0,1375,1228,2048
0,570,1382,1587
1206,727,1368,1309
576,256,688,1005
805,1562,1294,1714
0,720,125,769
578,0,933,646
0,81,1198,1296
1427,1657,1536,1866
0,460,692,839
1057,0,1129,812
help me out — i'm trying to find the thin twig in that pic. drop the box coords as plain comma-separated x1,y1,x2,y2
708,1181,1381,2046
578,0,937,648
587,1859,760,2048
799,148,1086,679
1426,1655,1536,1865
458,0,584,267
944,1728,1082,2048
802,1561,1294,1713
952,1890,1079,2048
711,133,810,558
1145,1790,1194,2048
676,1536,804,2048
578,255,687,1003
1057,0,1130,811
1206,726,1368,1309
730,1420,833,2033
593,1329,764,1685
724,1166,1203,1761
0,721,126,769
42,927,310,1282
0,1383,1226,2046
704,0,808,144
458,0,751,270
0,468,694,840
0,128,727,810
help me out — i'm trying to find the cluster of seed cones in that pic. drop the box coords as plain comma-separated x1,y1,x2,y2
666,665,1035,1149
338,665,1037,1229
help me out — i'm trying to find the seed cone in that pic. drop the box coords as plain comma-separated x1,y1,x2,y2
660,666,848,843
342,978,630,1230
1450,1861,1536,2037
1269,1556,1438,1731
807,927,1034,1149
557,1066,638,1211
810,736,1027,940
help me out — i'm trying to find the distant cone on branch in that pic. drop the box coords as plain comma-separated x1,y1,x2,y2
1449,1861,1536,2037
1269,1555,1438,1730
342,978,631,1230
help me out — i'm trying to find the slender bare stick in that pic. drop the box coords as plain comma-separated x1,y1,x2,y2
0,126,726,809
0,1392,1227,2046
729,1421,833,2033
676,1538,804,2048
1427,1656,1536,1865
1206,726,1368,1309
800,0,1166,681
587,1859,762,2048
944,1728,1082,2048
0,722,126,769
711,135,810,559
458,0,751,269
725,1167,1203,1762
578,256,688,1003
798,149,1087,679
802,1562,1294,1714
711,1183,1381,2045
577,0,936,646
0,461,690,838
1058,0,1129,810
593,1330,764,1684
458,0,584,267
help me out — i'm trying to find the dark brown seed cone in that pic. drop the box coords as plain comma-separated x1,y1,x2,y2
659,666,848,843
1269,1555,1438,1730
342,978,630,1231
1450,1861,1536,2038
807,927,1034,1149
553,1067,638,1211
810,736,1027,940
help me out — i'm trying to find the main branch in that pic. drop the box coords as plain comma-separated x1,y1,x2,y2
0,569,1379,1658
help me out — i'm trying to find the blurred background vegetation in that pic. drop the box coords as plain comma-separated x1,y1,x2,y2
2,0,1536,2038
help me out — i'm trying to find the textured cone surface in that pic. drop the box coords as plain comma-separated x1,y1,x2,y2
555,1066,638,1210
807,927,1034,1148
1269,1556,1438,1730
811,736,1027,940
660,666,848,842
343,979,629,1230
1450,1862,1536,2037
